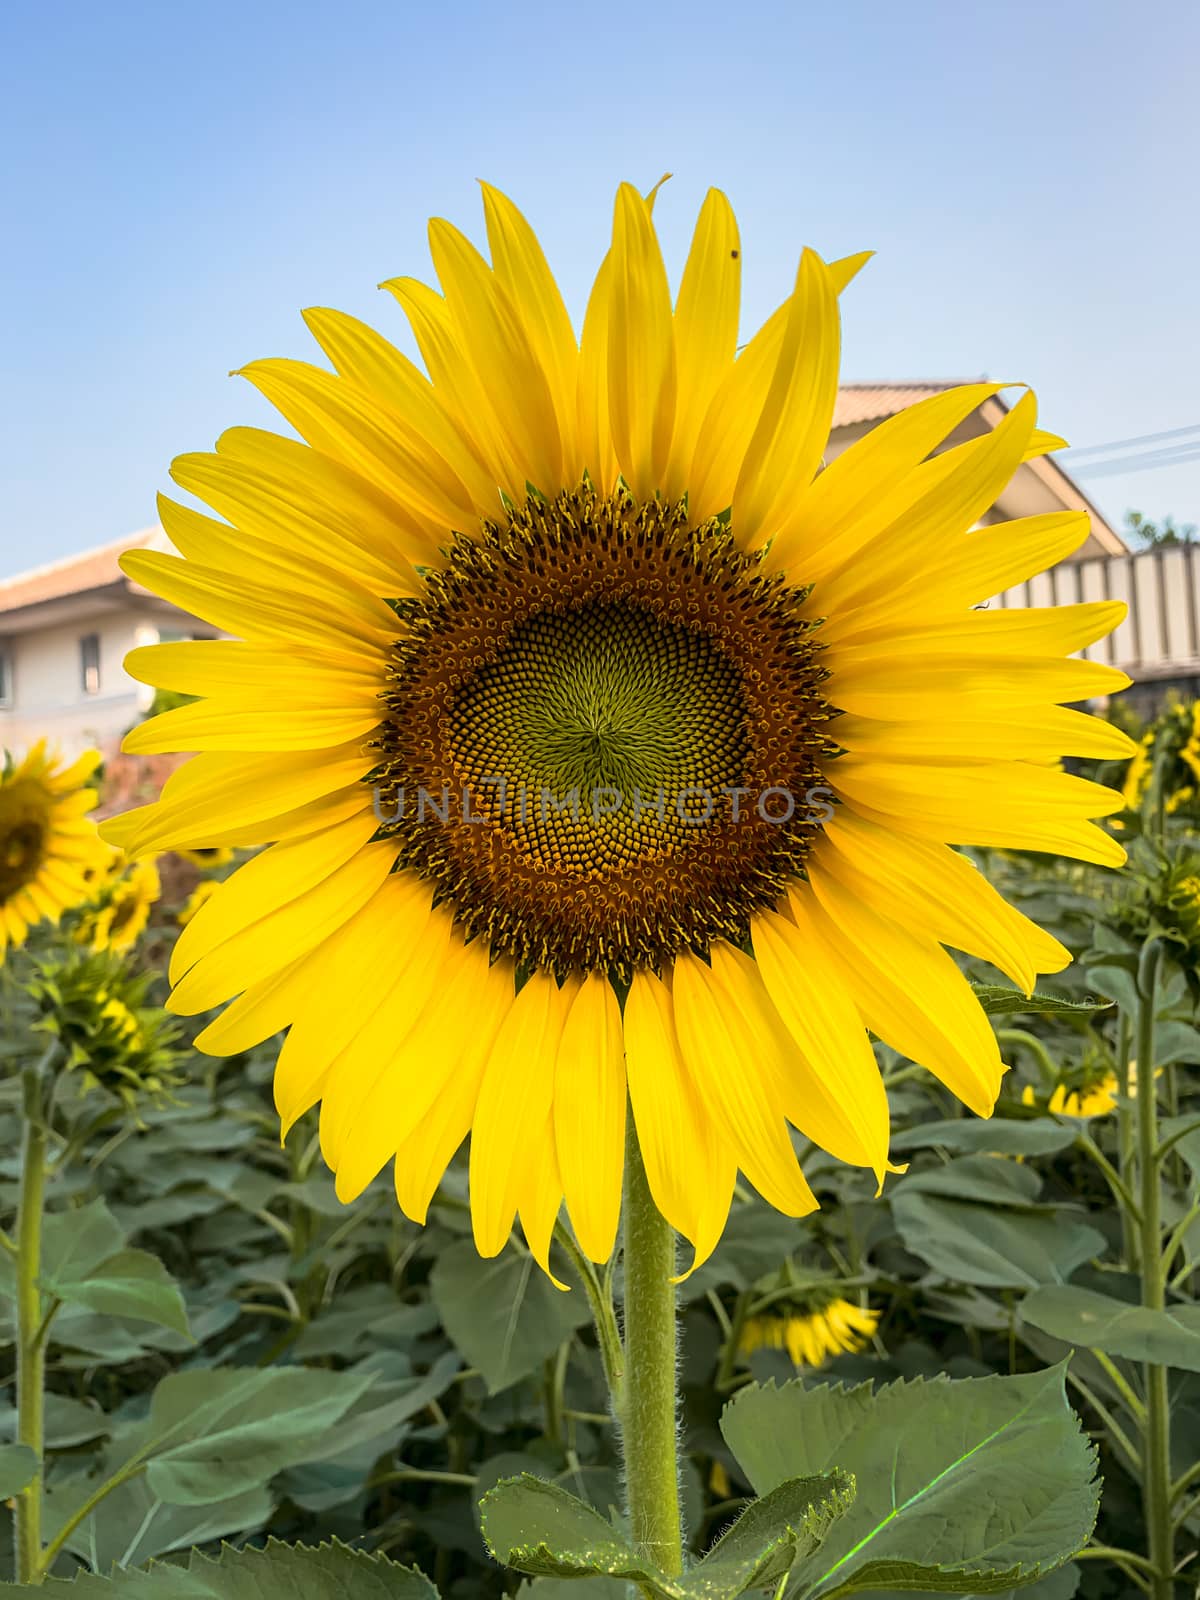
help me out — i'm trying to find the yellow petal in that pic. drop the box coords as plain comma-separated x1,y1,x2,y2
815,816,1069,994
750,902,892,1183
428,218,564,494
393,953,517,1224
236,358,472,555
732,249,839,551
300,306,499,511
671,949,817,1217
480,183,580,483
834,706,1137,765
272,872,434,1137
554,973,626,1263
323,908,458,1185
622,970,735,1275
170,809,383,985
661,188,740,501
155,491,404,628
800,873,1003,1116
605,183,677,500
167,841,396,1016
469,973,573,1258
762,381,1009,581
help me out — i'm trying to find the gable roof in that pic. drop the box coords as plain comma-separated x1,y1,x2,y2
0,528,166,615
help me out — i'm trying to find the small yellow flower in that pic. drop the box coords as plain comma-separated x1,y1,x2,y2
1166,787,1195,815
0,742,112,961
176,845,235,871
1121,733,1154,810
739,1298,879,1369
178,879,219,926
80,858,161,953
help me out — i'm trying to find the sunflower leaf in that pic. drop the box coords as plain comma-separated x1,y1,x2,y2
0,1537,439,1596
0,1443,37,1498
478,1473,677,1595
42,1247,191,1337
721,1363,1098,1598
1020,1285,1200,1371
683,1472,856,1598
969,985,1113,1017
430,1241,591,1394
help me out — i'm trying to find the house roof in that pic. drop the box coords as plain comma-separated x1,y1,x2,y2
831,382,1126,553
832,381,974,429
0,528,166,615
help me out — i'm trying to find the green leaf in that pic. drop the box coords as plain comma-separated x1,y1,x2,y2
891,1190,1105,1290
683,1474,855,1598
721,1364,1098,1598
0,1538,439,1596
43,1248,191,1337
139,1366,377,1504
890,1120,1077,1159
43,1476,273,1570
1020,1286,1200,1371
482,1473,853,1600
0,1392,109,1447
479,1473,674,1594
898,1156,1043,1208
0,1443,37,1497
969,986,1111,1018
430,1242,591,1394
0,1199,126,1309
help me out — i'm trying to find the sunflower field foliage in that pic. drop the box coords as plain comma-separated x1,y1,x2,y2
0,729,1196,1599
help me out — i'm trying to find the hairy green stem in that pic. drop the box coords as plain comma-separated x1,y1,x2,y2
15,1064,48,1585
1134,942,1173,1600
620,1120,684,1577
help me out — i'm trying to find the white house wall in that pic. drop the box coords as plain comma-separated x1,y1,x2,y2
1,606,162,758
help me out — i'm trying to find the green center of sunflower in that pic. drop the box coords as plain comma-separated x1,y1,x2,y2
373,485,834,977
446,600,750,872
0,785,48,902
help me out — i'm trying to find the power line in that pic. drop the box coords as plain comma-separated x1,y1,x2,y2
1071,443,1200,479
1061,421,1200,459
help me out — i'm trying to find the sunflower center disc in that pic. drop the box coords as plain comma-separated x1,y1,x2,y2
446,600,750,871
373,486,833,977
0,789,47,900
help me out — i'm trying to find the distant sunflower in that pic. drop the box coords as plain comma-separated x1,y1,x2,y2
175,844,235,870
740,1299,880,1368
1023,1076,1120,1120
178,879,220,926
80,858,160,953
104,182,1132,1276
1,743,110,959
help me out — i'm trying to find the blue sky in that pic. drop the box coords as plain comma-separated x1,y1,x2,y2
3,0,1197,575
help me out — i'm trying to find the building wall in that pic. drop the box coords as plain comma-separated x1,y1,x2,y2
0,604,188,758
993,543,1200,713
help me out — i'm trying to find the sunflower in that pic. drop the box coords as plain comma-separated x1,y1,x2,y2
1,742,111,960
175,844,235,870
178,879,220,926
740,1299,880,1369
78,857,161,953
1022,1076,1120,1120
103,181,1133,1277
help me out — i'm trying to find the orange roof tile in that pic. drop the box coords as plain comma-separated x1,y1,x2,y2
0,529,165,614
832,381,971,429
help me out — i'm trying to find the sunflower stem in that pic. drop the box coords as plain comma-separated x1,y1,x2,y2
1134,941,1173,1600
15,1057,50,1585
620,1119,684,1577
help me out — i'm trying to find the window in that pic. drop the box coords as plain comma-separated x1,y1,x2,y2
0,648,11,707
80,634,101,696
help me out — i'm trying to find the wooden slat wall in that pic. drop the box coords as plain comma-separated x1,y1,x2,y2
992,546,1200,681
